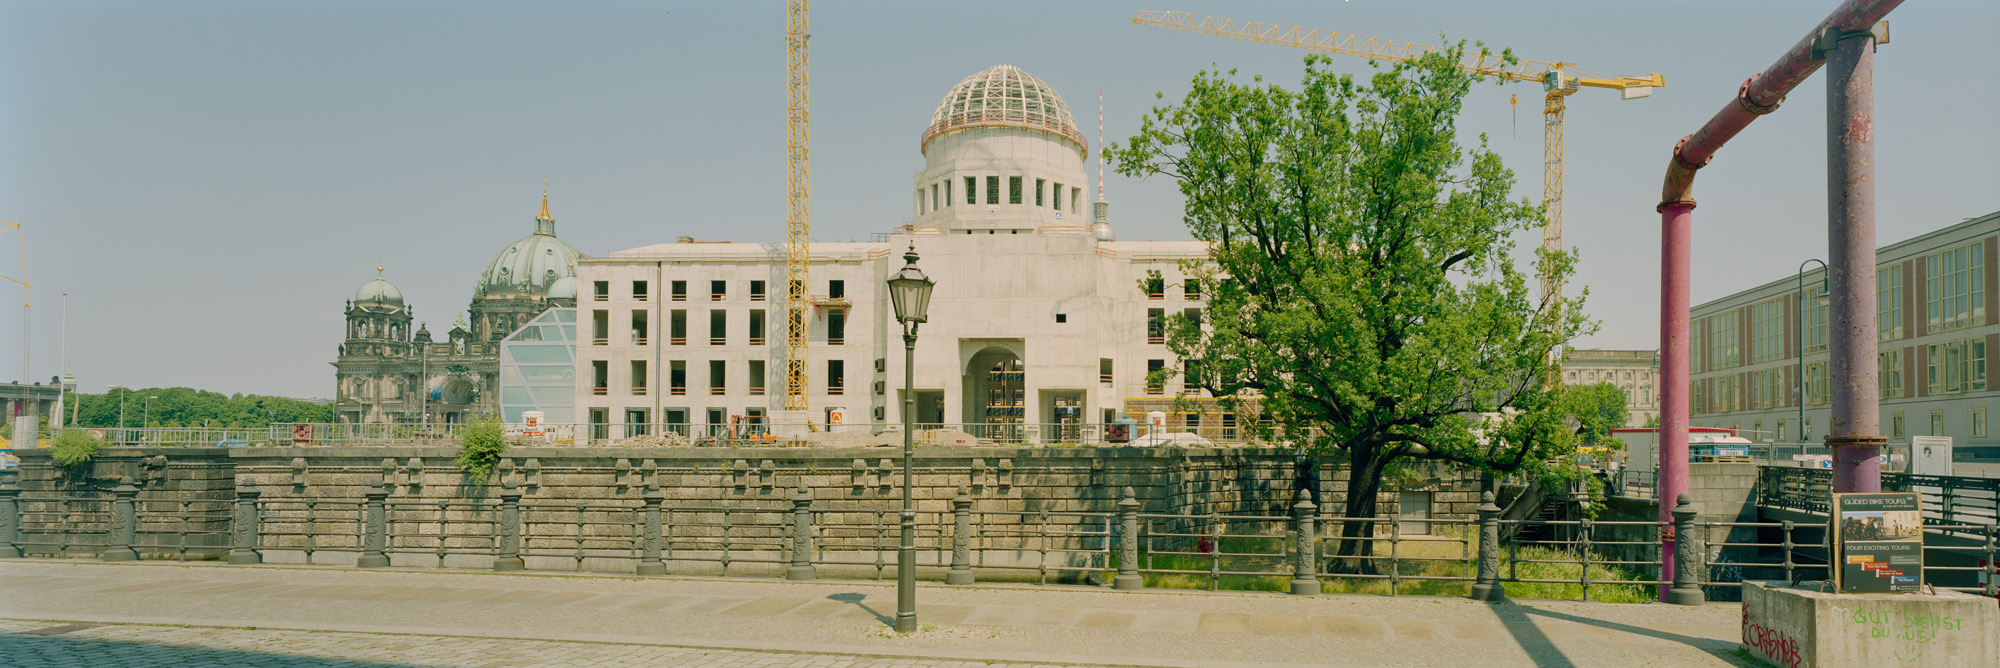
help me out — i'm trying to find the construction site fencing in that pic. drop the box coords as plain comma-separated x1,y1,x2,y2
5,483,1996,603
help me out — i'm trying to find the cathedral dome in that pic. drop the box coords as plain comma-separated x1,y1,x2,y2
355,270,404,308
922,65,1084,155
479,195,582,297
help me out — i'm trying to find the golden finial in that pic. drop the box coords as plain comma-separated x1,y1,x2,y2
538,180,552,221
377,265,384,277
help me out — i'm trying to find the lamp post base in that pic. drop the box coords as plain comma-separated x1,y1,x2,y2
1470,583,1506,601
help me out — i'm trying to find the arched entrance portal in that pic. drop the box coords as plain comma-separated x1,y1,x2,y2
964,347,1023,441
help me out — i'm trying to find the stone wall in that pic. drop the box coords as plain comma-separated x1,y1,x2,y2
8,446,1482,570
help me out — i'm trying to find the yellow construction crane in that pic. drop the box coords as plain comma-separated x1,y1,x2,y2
1133,10,1663,381
784,0,811,411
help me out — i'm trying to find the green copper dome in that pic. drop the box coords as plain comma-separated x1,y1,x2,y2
479,195,581,297
355,268,404,308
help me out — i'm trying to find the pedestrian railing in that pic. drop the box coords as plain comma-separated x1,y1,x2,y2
3,479,1995,604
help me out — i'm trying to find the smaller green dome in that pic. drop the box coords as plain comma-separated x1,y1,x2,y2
355,275,404,308
546,275,578,300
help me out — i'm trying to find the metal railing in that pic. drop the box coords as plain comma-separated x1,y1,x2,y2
1760,466,2000,529
14,480,1988,602
81,421,1286,448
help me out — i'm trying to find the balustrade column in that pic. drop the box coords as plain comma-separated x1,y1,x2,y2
946,485,974,585
637,489,666,575
786,486,816,581
1290,493,1318,596
1113,487,1143,590
1666,494,1705,605
102,477,140,561
228,490,262,565
0,472,20,559
494,490,524,571
1470,490,1504,601
358,484,388,568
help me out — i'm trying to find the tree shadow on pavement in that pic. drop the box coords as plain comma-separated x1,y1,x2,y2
1486,603,1580,668
827,592,893,627
2,626,427,668
1514,602,1733,651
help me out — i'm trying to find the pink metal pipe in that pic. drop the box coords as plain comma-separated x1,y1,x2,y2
1654,0,1903,601
1825,29,1884,492
1656,201,1693,598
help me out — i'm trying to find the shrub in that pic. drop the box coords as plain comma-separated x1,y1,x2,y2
454,416,508,485
51,429,103,468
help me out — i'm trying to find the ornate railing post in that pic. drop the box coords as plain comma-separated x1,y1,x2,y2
102,476,140,561
228,490,261,564
1113,486,1143,590
637,488,666,575
494,488,524,571
1666,493,1705,605
0,472,21,559
1290,492,1319,596
786,485,816,581
358,483,388,568
1470,490,1504,601
947,485,975,585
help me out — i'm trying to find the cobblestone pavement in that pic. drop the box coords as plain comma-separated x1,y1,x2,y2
0,561,1747,668
0,620,1116,668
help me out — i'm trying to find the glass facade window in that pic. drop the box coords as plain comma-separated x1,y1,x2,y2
1878,268,1903,341
985,176,1000,204
964,177,976,204
498,308,576,425
1805,362,1829,406
1009,176,1022,204
1926,241,1985,332
1689,323,1704,374
1975,408,1988,438
1930,410,1944,437
1925,338,1987,394
1715,375,1740,412
1711,311,1740,369
1891,413,1904,438
1880,349,1905,398
1803,285,1828,353
1035,178,1045,206
1752,369,1785,410
1752,299,1785,363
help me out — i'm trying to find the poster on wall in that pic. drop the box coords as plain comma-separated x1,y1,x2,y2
1831,492,1925,594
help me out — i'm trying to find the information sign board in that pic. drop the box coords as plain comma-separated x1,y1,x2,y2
1831,492,1924,593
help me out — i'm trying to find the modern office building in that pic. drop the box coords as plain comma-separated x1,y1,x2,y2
1688,209,2000,456
1560,349,1659,428
572,65,1230,442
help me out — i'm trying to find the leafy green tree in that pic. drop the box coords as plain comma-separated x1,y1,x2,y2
66,388,333,428
1569,381,1630,446
1112,47,1600,571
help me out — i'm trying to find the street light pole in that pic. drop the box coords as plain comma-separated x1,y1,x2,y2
145,395,158,430
1796,259,1828,442
885,243,934,636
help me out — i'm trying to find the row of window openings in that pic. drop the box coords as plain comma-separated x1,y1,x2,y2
591,359,851,397
593,279,848,303
1717,408,1987,444
1696,339,1988,413
1694,240,1987,373
1146,308,1202,344
589,309,843,346
918,177,1082,214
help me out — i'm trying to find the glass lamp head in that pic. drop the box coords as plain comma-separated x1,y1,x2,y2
887,244,935,325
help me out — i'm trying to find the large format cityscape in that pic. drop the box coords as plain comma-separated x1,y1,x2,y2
2,2,1996,668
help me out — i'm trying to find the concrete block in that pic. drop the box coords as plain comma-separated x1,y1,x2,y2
1742,581,1998,668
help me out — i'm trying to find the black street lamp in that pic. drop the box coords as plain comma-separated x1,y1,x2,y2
1796,259,1829,441
885,243,934,635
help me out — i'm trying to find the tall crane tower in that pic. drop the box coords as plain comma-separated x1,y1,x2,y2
784,0,811,412
1133,11,1663,377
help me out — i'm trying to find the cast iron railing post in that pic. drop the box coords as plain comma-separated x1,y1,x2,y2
1290,492,1319,596
1984,522,1997,599
229,490,261,564
102,476,140,561
1470,490,1504,601
946,485,974,585
1666,493,1704,605
0,472,20,559
358,483,388,568
1113,486,1142,590
494,489,523,571
637,489,666,575
787,485,816,580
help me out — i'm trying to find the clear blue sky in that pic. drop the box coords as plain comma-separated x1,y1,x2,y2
3,0,1995,398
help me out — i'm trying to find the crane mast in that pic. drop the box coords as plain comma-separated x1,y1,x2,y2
784,0,811,412
1133,10,1661,385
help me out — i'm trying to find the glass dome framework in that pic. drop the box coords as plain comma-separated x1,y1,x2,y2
922,65,1085,156
498,307,577,427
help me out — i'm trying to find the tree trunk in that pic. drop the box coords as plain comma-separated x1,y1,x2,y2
1330,452,1384,575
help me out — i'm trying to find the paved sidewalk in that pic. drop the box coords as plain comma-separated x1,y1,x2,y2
0,561,1747,668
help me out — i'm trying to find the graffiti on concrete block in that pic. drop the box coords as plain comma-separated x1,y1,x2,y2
1845,607,1966,663
1742,602,1803,668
